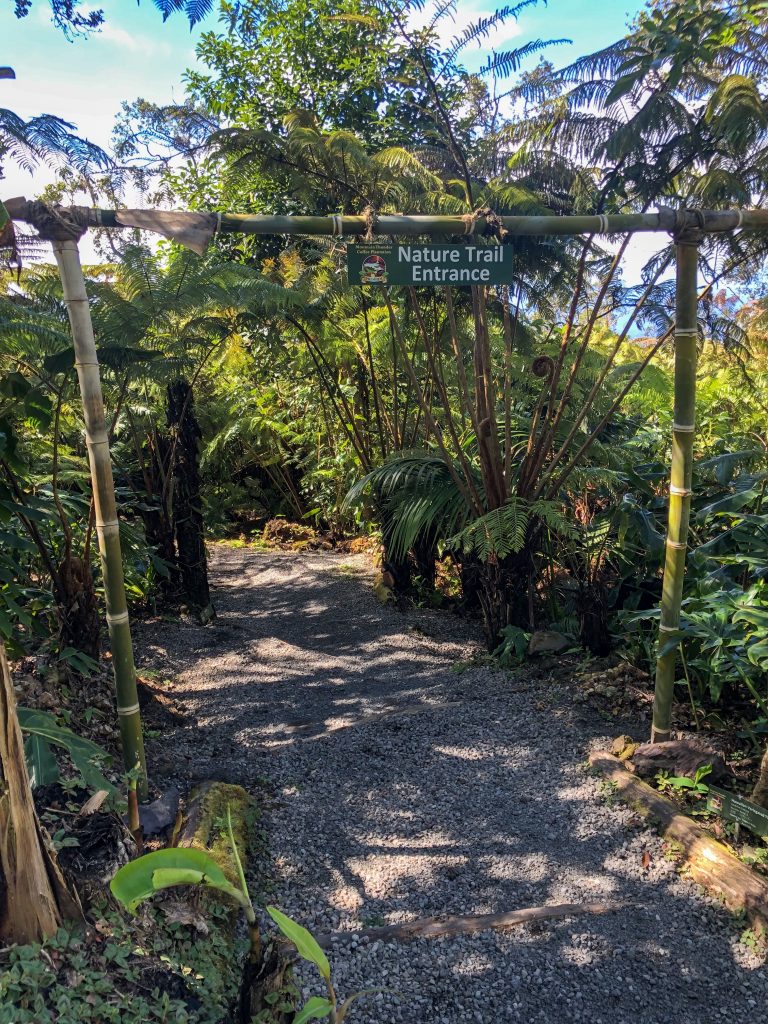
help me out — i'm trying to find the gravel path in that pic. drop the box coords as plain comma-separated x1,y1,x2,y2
137,544,766,1023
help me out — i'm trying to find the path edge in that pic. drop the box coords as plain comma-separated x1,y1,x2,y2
589,751,768,937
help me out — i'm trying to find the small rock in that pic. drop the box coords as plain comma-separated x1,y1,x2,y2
527,630,570,655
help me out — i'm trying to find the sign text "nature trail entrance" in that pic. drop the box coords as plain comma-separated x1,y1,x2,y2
347,242,512,287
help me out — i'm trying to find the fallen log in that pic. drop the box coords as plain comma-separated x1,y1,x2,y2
312,901,616,948
589,751,768,933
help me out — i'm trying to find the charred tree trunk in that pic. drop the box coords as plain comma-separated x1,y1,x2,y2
55,554,100,661
167,379,214,621
477,548,533,650
412,533,437,589
457,555,483,615
382,549,412,595
140,436,180,606
577,582,612,656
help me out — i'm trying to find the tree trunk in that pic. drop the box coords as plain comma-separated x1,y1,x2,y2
578,581,612,656
457,555,483,615
752,746,768,810
167,379,214,620
140,436,180,606
477,548,533,650
382,549,412,595
0,643,81,943
412,533,437,589
55,554,101,661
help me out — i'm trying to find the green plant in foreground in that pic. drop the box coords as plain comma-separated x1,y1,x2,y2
110,807,375,1022
19,706,115,793
493,624,531,668
656,763,712,797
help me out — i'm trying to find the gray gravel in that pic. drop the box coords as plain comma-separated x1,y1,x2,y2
137,545,766,1023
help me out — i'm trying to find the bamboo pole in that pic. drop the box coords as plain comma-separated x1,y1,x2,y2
651,232,700,743
215,210,768,237
6,199,768,241
52,239,148,796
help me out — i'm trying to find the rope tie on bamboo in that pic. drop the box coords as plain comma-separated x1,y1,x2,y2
22,200,91,241
673,422,695,432
106,611,130,625
361,206,379,242
331,214,344,237
117,703,141,717
460,207,509,242
670,485,692,496
658,624,679,633
461,209,480,235
675,328,698,337
666,539,687,550
597,215,610,234
96,518,120,533
672,209,704,245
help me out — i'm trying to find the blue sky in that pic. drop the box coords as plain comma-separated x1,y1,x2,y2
1,0,642,175
1,0,652,271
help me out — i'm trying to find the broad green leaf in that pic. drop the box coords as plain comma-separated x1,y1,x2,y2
111,848,244,913
266,906,330,979
0,530,36,554
734,607,768,629
24,733,59,788
746,639,768,668
152,868,207,889
293,997,334,1024
17,707,115,793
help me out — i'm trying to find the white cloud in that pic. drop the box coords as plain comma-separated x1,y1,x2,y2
95,22,173,56
411,0,522,66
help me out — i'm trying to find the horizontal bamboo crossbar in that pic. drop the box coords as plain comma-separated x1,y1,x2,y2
5,198,768,240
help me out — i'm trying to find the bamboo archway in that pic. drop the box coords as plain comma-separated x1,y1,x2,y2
5,197,766,786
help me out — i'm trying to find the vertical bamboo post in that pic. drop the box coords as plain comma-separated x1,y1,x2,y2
651,230,700,742
52,239,148,796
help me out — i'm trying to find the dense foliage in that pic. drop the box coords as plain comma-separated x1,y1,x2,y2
3,0,768,753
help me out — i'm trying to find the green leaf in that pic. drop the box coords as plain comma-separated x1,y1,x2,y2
17,707,115,793
152,868,207,889
733,607,768,629
43,347,76,376
293,997,334,1024
266,906,330,979
0,530,36,554
24,733,59,788
111,848,245,913
605,71,642,105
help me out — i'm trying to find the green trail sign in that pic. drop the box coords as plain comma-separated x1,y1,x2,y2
347,242,512,287
707,786,768,837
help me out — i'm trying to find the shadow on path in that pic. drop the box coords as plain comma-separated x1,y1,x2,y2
137,545,766,1024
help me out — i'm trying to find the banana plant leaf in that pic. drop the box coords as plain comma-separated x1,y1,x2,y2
17,707,115,793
